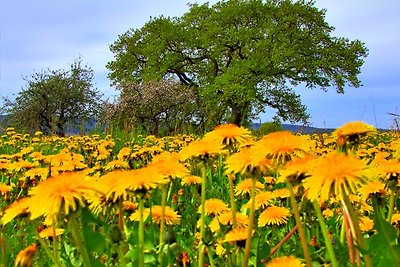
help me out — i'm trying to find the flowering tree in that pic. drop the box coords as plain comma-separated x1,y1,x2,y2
103,80,198,135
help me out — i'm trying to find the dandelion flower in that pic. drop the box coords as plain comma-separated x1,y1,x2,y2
0,183,12,195
28,172,98,221
333,121,376,146
374,159,400,187
98,168,167,202
358,180,387,201
225,146,273,176
15,244,38,267
1,197,30,225
198,198,229,216
273,187,291,199
243,191,275,210
148,152,190,179
303,152,369,201
122,201,137,211
391,213,400,229
129,205,180,225
266,255,304,267
235,178,264,196
278,156,315,183
254,131,312,164
104,160,130,170
178,138,227,161
203,124,252,146
224,227,249,247
359,217,374,232
218,211,249,228
39,227,65,238
117,147,132,160
181,175,202,186
258,205,291,227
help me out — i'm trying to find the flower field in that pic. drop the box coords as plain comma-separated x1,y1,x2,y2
1,121,400,267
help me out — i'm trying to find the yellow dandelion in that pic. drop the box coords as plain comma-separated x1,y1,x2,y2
258,205,291,227
333,121,376,146
210,217,221,233
359,217,374,232
0,183,12,195
148,152,190,179
273,187,291,199
98,167,167,202
391,213,400,228
181,175,202,186
178,138,227,161
130,205,180,225
243,191,275,211
28,172,98,222
358,180,387,201
235,178,264,196
104,159,130,170
117,147,132,160
278,155,315,183
150,205,181,225
253,131,312,164
39,227,65,238
374,159,400,186
303,152,369,201
217,211,249,228
21,167,49,182
1,197,30,225
203,124,253,146
322,208,334,218
122,201,137,211
15,244,38,267
198,198,229,216
223,227,249,247
266,255,304,267
225,146,273,176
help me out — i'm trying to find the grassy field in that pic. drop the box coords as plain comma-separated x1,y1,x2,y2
1,121,400,267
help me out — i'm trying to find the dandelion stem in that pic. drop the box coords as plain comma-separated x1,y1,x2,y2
387,189,397,223
312,200,339,267
159,185,167,245
343,208,355,265
198,164,207,267
268,224,298,258
157,185,168,265
341,191,372,267
69,213,92,267
118,198,125,232
287,183,312,267
228,173,237,228
35,233,62,267
243,177,256,267
138,197,145,267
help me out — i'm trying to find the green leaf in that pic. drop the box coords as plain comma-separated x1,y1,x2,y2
370,200,400,265
256,239,270,267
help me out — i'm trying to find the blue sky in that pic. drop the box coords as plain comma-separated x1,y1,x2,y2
1,0,399,129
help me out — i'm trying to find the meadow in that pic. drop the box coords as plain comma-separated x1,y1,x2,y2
1,121,399,267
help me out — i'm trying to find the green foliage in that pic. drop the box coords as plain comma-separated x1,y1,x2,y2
254,121,283,137
2,58,103,136
369,199,400,266
107,0,368,126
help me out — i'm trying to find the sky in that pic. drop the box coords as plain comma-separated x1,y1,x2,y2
1,0,399,129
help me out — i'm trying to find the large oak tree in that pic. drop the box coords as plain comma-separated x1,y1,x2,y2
107,0,368,126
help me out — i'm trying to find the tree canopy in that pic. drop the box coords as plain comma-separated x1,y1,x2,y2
107,0,368,126
2,59,103,136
